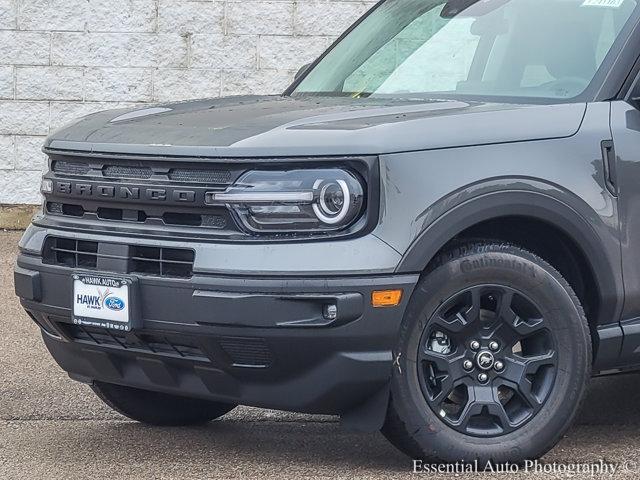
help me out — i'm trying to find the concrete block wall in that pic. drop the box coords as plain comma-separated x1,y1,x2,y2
0,0,376,204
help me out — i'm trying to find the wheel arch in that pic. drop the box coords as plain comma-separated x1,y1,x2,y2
395,190,622,331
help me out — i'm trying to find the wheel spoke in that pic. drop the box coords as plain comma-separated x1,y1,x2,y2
497,290,516,324
420,350,467,383
501,351,555,384
522,351,557,375
500,351,556,408
500,356,526,385
495,289,547,339
516,376,542,409
429,313,465,335
431,372,456,405
512,316,546,337
419,348,453,372
462,287,482,326
493,313,546,348
432,287,482,334
456,400,483,430
485,401,514,432
454,385,510,433
419,349,469,405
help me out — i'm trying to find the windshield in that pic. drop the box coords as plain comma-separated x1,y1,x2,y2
292,0,639,102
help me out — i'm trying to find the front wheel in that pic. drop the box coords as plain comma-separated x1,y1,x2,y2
91,382,237,426
382,242,591,464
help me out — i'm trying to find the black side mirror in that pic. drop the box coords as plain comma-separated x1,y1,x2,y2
295,63,312,80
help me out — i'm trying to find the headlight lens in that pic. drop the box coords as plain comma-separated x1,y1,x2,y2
206,169,365,234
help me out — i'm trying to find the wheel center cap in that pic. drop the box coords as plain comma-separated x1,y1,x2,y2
476,351,495,370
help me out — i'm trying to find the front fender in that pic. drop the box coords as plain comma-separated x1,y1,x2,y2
393,187,622,329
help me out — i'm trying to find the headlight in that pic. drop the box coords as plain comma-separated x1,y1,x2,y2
206,169,365,234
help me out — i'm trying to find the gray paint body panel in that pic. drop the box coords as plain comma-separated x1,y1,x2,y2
19,223,402,276
375,102,623,330
47,96,586,157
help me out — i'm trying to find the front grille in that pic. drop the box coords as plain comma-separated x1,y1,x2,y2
46,154,243,236
43,237,195,278
46,202,228,229
168,168,232,184
53,161,91,175
103,165,153,179
57,323,274,369
52,159,236,185
219,337,273,368
130,245,194,277
59,324,209,362
45,238,99,269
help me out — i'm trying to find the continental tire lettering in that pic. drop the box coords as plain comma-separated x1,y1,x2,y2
460,257,536,278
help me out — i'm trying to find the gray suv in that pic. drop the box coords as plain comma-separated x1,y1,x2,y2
14,0,640,465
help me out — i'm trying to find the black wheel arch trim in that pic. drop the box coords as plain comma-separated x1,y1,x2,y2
394,189,623,331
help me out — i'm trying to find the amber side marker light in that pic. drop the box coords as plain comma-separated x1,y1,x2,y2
372,290,403,308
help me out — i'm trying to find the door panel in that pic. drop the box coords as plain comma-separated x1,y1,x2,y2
611,100,640,318
609,98,640,369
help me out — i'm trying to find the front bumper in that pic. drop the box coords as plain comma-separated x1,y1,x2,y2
16,230,418,415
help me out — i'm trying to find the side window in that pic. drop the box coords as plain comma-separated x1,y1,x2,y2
343,5,480,94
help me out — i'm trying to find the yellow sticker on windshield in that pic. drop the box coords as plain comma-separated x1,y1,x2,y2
582,0,625,7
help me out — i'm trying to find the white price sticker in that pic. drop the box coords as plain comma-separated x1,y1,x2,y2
582,0,625,8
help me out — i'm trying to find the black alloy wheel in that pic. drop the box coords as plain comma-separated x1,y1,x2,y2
419,285,557,437
382,242,591,464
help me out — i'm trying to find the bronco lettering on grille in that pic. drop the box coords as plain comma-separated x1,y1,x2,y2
54,181,197,203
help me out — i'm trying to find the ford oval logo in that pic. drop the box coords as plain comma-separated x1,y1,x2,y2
105,296,125,311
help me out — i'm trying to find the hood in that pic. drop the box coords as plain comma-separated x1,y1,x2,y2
46,95,587,157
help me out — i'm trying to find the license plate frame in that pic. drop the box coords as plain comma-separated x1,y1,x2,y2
71,273,140,332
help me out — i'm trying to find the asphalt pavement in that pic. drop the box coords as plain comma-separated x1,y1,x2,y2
2,230,640,479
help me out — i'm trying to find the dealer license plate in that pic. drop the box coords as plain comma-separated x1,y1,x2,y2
72,274,132,331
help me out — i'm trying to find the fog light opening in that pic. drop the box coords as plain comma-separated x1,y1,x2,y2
323,304,338,321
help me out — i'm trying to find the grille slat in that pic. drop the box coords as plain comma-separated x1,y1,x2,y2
168,169,232,184
219,337,272,368
52,161,91,175
59,324,209,362
103,165,153,179
52,159,234,184
57,324,274,368
47,202,228,230
43,237,195,278
130,257,193,265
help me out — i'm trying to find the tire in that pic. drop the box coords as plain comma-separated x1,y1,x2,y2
382,241,592,464
91,381,236,426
